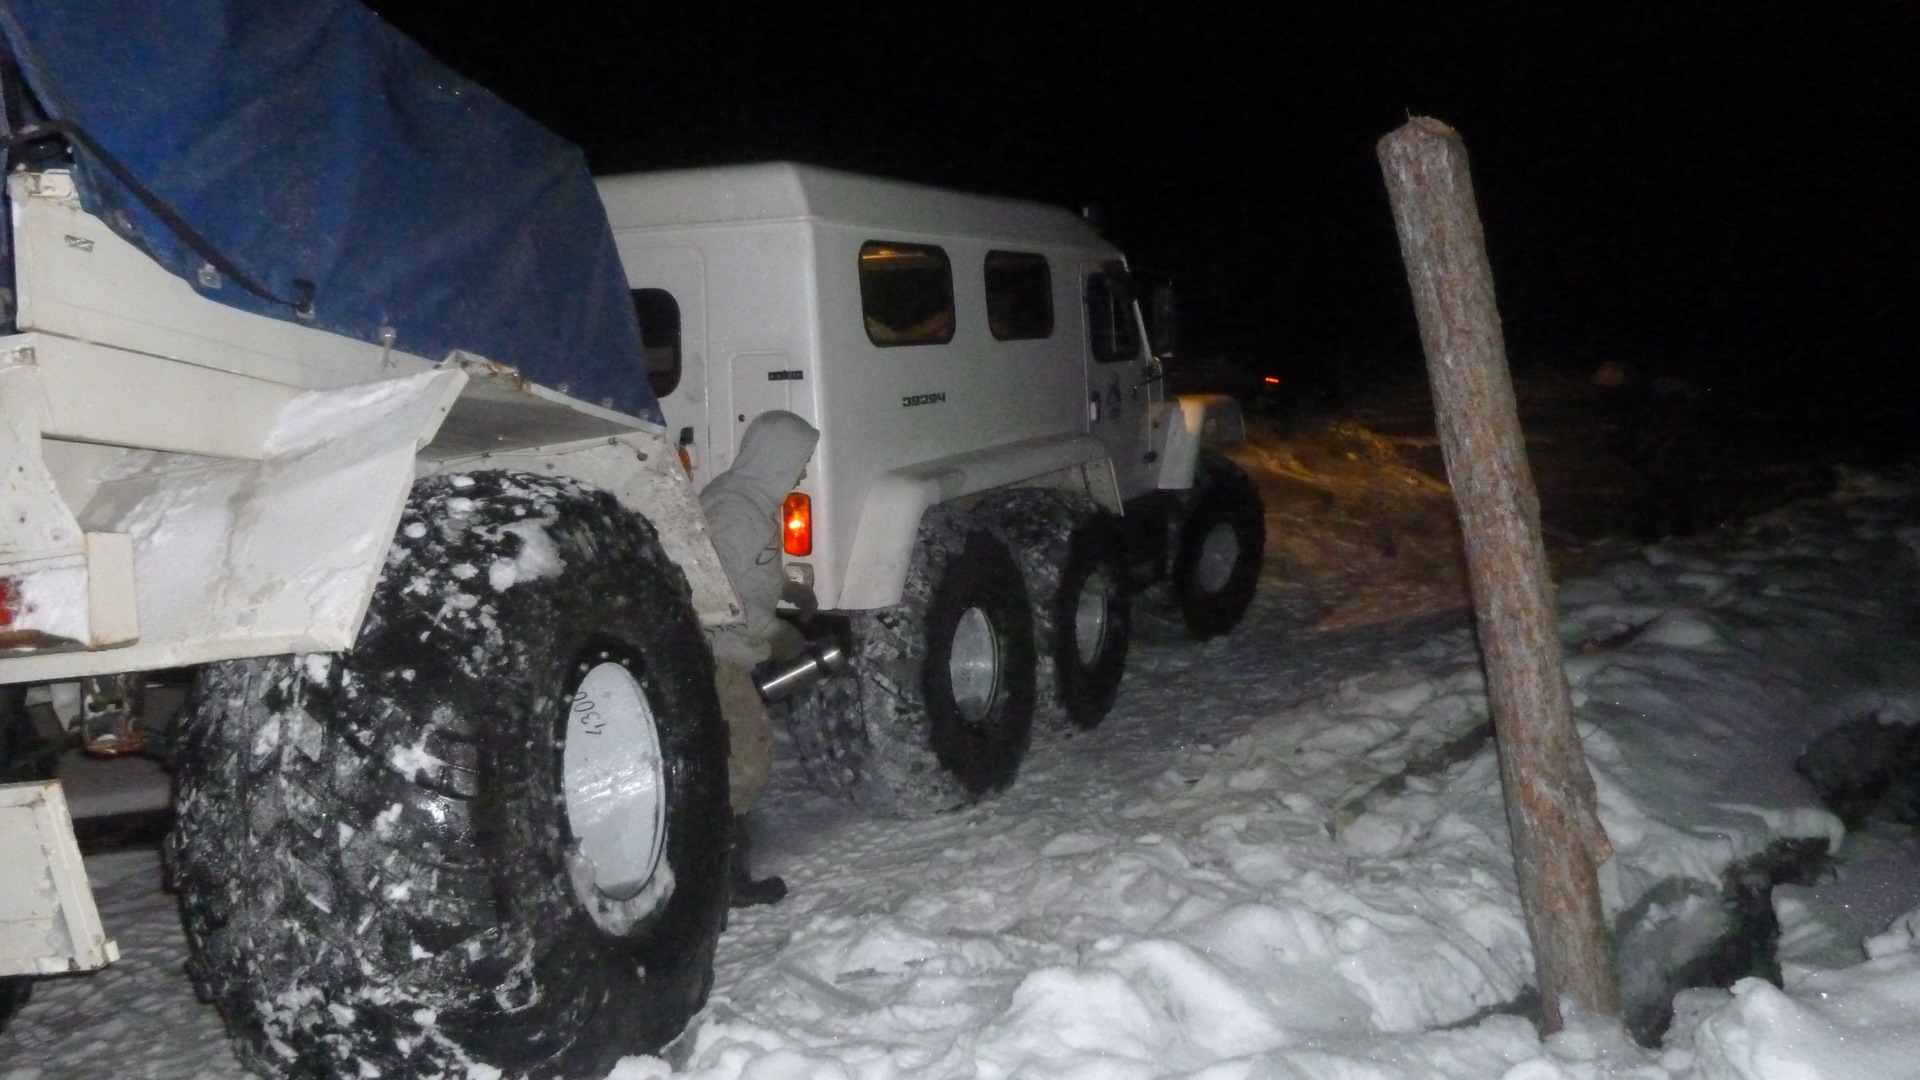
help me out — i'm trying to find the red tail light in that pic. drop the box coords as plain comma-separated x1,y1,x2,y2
782,492,812,556
0,578,16,627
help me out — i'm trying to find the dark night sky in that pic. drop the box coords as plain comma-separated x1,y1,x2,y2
372,1,1920,429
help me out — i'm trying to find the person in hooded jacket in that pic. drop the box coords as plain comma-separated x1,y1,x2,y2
698,409,819,906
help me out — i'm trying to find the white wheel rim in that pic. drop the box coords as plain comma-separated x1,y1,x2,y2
949,606,1002,724
1194,522,1240,595
562,659,666,903
1073,573,1110,663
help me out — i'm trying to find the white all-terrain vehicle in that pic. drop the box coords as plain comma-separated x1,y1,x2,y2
610,162,1264,815
0,1,1261,1075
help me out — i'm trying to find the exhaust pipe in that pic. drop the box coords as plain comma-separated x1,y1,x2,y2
754,639,847,701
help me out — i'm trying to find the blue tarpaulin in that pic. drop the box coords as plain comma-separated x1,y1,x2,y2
0,0,658,422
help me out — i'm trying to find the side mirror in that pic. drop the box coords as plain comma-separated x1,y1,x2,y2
1148,283,1179,360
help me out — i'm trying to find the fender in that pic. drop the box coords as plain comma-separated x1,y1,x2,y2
1,355,465,682
1153,393,1247,491
837,433,1119,610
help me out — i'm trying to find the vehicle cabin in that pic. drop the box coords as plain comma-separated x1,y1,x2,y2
599,163,1162,614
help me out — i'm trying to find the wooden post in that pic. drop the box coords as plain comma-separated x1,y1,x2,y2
1376,117,1620,1030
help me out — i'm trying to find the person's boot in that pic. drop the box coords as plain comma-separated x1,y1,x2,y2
730,814,787,908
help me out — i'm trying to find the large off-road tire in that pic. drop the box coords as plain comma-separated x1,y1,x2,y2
1167,451,1266,639
171,472,729,1080
973,488,1132,729
1054,515,1133,726
787,511,1036,817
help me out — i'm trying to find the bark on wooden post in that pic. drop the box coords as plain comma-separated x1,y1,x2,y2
1376,117,1620,1030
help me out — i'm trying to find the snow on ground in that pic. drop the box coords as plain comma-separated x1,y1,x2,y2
646,466,1920,1079
5,410,1920,1080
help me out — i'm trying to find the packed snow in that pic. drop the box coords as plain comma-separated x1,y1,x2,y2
5,397,1920,1080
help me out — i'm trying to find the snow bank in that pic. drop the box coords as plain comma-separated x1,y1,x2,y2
629,469,1920,1079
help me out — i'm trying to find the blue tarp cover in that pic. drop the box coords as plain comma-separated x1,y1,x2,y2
0,0,657,421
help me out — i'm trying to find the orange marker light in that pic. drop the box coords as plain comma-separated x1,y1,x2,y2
1263,375,1281,385
782,492,812,556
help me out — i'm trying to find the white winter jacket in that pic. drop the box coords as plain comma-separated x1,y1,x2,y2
699,410,819,666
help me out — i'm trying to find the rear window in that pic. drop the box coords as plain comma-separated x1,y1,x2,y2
984,251,1053,340
632,288,681,397
860,241,955,346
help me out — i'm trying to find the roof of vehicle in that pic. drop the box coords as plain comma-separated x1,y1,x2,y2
598,162,1119,254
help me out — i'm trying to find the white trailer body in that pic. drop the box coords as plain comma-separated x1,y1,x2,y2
0,171,740,685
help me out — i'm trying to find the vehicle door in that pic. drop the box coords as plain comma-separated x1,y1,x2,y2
1081,262,1158,499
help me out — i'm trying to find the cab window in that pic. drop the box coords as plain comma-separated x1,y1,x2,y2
1085,266,1142,364
860,241,955,346
632,287,681,397
984,250,1053,340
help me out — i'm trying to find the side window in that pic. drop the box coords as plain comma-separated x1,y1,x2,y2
984,250,1053,340
632,288,681,397
860,241,955,346
1085,266,1142,365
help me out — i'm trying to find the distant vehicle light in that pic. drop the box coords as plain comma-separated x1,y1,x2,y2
1263,376,1281,385
782,492,812,556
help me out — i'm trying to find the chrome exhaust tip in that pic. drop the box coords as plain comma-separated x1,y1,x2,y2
754,640,846,701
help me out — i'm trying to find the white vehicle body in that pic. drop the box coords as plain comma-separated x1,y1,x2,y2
605,163,1241,613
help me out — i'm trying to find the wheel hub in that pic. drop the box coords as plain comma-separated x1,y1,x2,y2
1073,573,1110,663
1194,522,1240,595
949,606,1003,724
562,657,666,903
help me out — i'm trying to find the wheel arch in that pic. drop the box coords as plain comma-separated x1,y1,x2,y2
837,434,1120,610
1152,393,1248,492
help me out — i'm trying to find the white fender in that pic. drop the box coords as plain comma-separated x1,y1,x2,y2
1154,393,1247,491
1,361,465,682
837,433,1119,610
